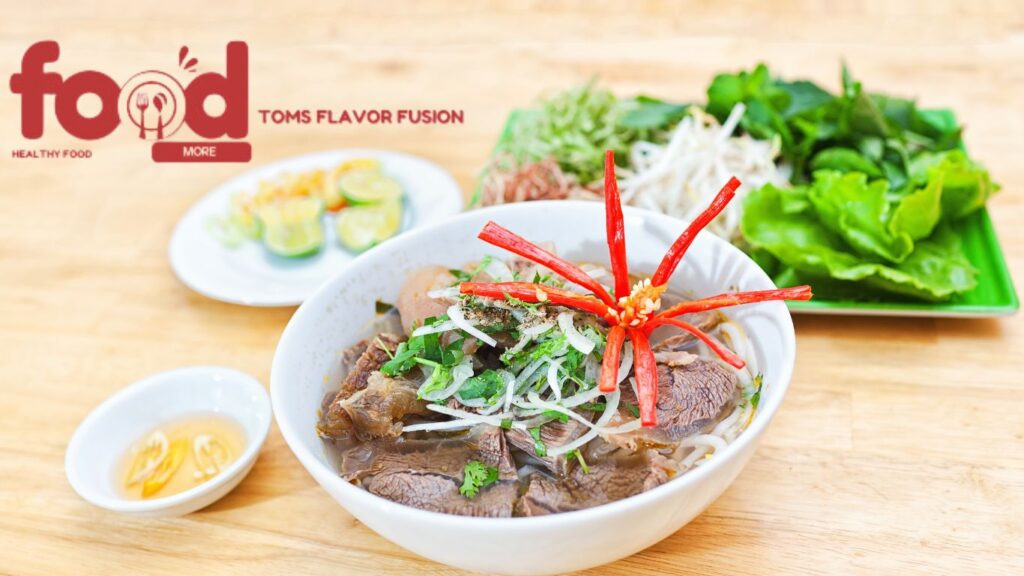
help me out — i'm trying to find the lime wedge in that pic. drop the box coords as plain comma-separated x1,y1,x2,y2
336,200,402,252
256,198,325,257
339,170,403,205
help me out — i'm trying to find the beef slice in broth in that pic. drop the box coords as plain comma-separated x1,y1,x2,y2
344,427,519,517
505,417,591,477
318,333,422,439
396,266,457,334
515,451,669,516
604,356,739,450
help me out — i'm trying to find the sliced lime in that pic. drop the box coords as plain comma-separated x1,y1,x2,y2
336,200,402,252
339,170,403,205
256,197,325,257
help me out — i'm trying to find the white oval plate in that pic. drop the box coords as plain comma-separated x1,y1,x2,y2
169,149,463,306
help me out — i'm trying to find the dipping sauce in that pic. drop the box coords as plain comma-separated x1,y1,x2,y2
117,414,246,500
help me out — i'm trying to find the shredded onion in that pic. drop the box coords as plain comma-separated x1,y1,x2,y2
426,287,460,299
402,419,479,433
411,320,456,337
484,258,515,282
417,358,473,402
447,304,497,347
558,312,595,355
548,389,621,457
546,357,566,400
426,403,525,430
616,341,634,384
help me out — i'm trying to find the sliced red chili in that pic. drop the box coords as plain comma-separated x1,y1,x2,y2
628,329,659,427
598,325,626,392
459,281,612,319
477,222,616,307
604,150,630,300
651,176,741,287
645,317,746,369
655,285,813,319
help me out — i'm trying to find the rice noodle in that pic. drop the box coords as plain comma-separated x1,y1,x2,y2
447,304,498,347
426,403,526,430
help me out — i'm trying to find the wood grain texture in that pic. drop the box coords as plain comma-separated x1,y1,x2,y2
1,1,1022,574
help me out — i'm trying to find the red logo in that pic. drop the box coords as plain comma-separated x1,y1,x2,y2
9,41,251,162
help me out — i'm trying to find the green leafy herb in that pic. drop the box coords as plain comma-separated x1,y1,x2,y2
578,402,607,413
449,256,493,285
459,460,499,499
504,292,542,310
541,409,570,424
528,427,547,457
623,402,641,419
457,369,505,402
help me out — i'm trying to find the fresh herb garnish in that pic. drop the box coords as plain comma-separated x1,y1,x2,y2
503,292,542,310
750,373,764,409
541,409,570,424
449,256,493,285
459,460,499,499
528,427,547,457
457,369,505,402
623,402,641,418
567,448,590,474
380,315,461,377
578,402,607,413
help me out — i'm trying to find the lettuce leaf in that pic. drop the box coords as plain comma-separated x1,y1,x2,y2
742,184,977,301
909,150,998,220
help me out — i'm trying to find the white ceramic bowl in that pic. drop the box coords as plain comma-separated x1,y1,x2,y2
271,201,796,574
66,366,272,517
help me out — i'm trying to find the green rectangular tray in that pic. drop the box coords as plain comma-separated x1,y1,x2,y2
485,109,1019,318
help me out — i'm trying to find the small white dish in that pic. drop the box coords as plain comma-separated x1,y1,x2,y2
66,366,272,518
169,148,463,307
271,201,797,574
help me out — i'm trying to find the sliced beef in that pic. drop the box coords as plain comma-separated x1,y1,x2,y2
396,265,456,333
345,427,519,517
604,357,738,449
318,333,417,439
650,311,725,353
515,452,669,516
320,371,430,440
505,417,591,477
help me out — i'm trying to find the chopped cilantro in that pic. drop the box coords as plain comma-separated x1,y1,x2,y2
457,370,505,401
528,427,547,457
499,418,513,430
416,363,452,399
449,256,492,285
459,460,499,498
623,402,641,418
578,402,607,413
541,409,570,423
503,292,542,310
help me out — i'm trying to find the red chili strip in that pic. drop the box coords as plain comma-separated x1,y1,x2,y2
598,325,626,392
604,150,630,300
459,282,612,319
628,329,659,427
477,222,616,307
645,317,746,369
650,177,741,287
655,285,813,319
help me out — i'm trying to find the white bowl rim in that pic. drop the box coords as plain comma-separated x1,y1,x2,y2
65,365,273,514
271,200,795,529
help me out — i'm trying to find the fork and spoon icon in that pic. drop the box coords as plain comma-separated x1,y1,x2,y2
135,92,169,139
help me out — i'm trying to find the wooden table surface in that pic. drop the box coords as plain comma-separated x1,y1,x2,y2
2,1,1022,574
